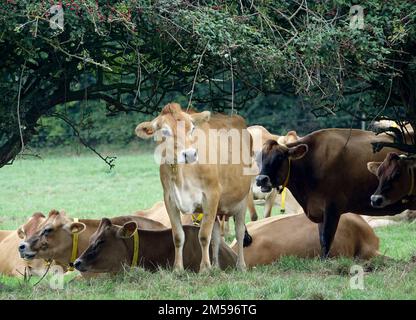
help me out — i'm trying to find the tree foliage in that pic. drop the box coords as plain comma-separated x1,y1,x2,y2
1,0,416,167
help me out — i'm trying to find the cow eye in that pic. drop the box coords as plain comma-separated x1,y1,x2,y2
161,127,172,137
42,227,53,236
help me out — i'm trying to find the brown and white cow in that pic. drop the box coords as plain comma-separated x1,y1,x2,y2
19,210,166,275
231,213,380,267
135,102,253,271
256,128,412,258
367,152,416,209
0,213,47,277
74,218,237,273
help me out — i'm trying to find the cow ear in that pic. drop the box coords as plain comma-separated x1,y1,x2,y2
135,121,155,139
63,222,86,235
17,227,25,239
190,111,211,126
367,162,381,176
116,221,138,239
285,131,299,143
288,144,308,160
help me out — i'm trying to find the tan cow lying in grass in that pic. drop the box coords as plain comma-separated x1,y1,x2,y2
74,218,237,273
19,210,166,276
135,201,199,228
231,213,380,267
247,125,302,221
0,213,48,277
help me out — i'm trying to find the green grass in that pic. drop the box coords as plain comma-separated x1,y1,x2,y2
1,153,416,300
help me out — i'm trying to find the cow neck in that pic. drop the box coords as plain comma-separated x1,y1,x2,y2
402,166,416,203
54,219,99,270
284,155,310,210
123,229,172,270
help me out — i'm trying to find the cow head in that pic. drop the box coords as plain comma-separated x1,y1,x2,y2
19,210,85,262
367,152,414,208
135,102,211,164
256,140,308,193
74,218,137,273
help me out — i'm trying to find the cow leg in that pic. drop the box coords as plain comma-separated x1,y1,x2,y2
247,188,258,221
199,192,220,272
318,207,340,259
164,193,184,271
234,203,247,271
264,189,277,218
210,220,221,269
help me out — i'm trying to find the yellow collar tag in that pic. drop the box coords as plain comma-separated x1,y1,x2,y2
191,213,204,226
131,229,139,268
68,218,79,272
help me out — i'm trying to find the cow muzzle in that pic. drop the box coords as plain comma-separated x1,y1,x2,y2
370,194,386,208
256,175,273,193
74,258,88,272
18,241,37,260
178,148,198,164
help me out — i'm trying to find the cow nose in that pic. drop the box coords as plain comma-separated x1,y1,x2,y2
18,243,26,252
74,259,82,270
256,175,269,187
370,195,384,207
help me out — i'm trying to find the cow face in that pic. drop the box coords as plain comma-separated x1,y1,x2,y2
256,140,308,193
19,210,83,261
368,153,412,208
74,219,137,273
135,102,211,164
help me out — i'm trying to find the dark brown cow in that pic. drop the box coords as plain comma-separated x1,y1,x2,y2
368,152,416,208
256,128,412,257
74,219,237,273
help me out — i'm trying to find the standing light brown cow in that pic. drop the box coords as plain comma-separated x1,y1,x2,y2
0,213,47,277
256,128,412,258
19,210,166,275
231,213,380,267
135,102,253,271
247,125,302,220
74,218,237,273
367,152,416,209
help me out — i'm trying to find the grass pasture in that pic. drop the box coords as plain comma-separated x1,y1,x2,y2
1,152,416,300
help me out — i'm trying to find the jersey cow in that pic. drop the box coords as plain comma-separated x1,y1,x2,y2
256,128,412,258
19,210,166,275
231,213,379,267
135,103,253,271
247,125,302,220
74,219,236,273
368,152,416,209
1,213,47,277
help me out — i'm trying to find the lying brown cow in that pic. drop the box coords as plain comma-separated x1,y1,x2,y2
231,213,380,267
19,210,166,275
0,213,47,277
256,128,412,258
74,218,237,273
247,125,302,220
368,152,416,209
136,102,253,271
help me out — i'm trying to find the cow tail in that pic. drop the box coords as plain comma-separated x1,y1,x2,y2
243,225,252,247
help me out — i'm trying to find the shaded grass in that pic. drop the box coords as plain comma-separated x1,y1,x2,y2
1,153,416,299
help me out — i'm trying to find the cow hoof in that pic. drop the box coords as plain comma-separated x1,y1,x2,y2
236,263,247,272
